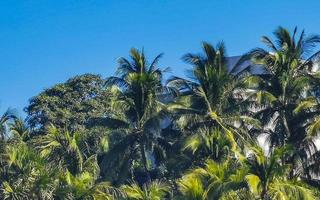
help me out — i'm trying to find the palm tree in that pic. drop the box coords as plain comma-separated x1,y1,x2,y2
56,170,122,199
33,125,85,175
121,180,170,200
177,172,205,200
245,144,317,199
182,127,232,162
0,109,16,140
0,142,58,199
9,118,30,142
219,189,256,200
167,42,258,163
98,48,170,184
248,26,320,178
177,159,248,200
32,126,120,199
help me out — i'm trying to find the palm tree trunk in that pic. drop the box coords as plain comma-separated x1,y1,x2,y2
141,145,151,183
282,110,291,139
260,187,267,200
281,87,291,139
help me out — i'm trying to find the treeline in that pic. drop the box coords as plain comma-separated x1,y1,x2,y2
1,26,320,199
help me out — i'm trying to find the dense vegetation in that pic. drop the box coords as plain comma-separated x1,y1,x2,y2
1,27,320,199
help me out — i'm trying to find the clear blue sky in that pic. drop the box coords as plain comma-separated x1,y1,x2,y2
1,0,320,116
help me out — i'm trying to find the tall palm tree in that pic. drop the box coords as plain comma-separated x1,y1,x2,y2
167,42,258,162
248,27,320,178
98,48,170,184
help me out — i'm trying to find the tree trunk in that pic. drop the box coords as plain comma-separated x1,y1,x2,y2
282,110,291,139
260,182,269,200
260,187,267,200
141,145,151,183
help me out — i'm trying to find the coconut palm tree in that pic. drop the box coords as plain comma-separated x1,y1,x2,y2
0,142,58,200
248,26,320,145
248,27,320,178
121,180,170,200
56,170,122,199
9,118,30,142
33,125,85,175
245,144,317,199
182,127,233,163
219,189,256,200
177,158,248,200
0,109,16,140
177,172,205,200
178,142,317,200
167,42,259,164
97,48,171,184
31,126,120,199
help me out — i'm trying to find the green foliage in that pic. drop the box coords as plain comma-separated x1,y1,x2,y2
33,125,85,174
25,74,110,133
167,42,256,159
98,48,171,184
0,109,16,140
9,118,30,142
178,159,248,200
121,181,170,200
183,128,232,162
2,26,320,199
0,142,58,199
247,26,320,181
